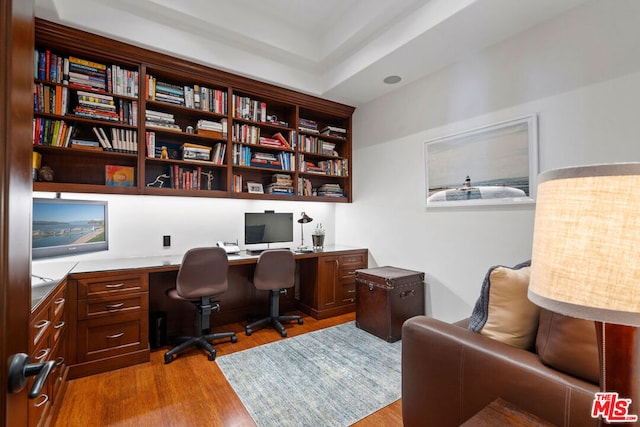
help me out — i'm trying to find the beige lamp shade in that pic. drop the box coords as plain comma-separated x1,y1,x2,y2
529,163,640,327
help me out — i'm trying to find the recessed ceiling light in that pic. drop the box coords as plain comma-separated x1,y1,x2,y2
383,75,402,84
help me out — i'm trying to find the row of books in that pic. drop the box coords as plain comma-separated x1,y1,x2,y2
299,154,349,176
232,144,294,170
147,75,227,114
298,135,338,156
35,49,138,96
34,83,69,116
92,127,138,153
166,164,210,190
232,95,267,122
33,118,74,147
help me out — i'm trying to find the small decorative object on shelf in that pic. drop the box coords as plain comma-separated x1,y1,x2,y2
38,165,54,182
312,223,325,250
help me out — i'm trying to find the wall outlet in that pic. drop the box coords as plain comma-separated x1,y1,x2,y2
163,235,171,247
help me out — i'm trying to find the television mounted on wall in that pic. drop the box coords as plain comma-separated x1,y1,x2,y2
32,198,109,259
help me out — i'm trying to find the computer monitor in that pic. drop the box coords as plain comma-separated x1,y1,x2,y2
32,198,109,259
244,212,293,245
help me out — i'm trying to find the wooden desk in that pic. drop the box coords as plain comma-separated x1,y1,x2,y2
462,398,556,427
45,246,367,378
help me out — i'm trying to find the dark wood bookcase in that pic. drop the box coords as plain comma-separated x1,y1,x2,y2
33,19,355,202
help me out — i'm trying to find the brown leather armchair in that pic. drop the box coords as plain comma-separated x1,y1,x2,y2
401,311,600,426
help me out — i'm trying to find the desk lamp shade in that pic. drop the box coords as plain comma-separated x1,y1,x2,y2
529,163,640,327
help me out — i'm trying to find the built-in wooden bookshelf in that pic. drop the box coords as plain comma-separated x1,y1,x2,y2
33,19,354,202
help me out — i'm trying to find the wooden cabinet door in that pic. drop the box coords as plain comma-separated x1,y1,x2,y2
317,256,339,310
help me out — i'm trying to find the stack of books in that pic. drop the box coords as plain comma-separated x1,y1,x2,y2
74,91,119,122
259,132,291,149
181,142,211,161
322,140,337,156
145,109,181,131
250,152,282,169
67,56,107,91
320,125,347,139
318,183,344,198
196,119,226,138
299,118,318,134
149,79,185,106
265,174,294,195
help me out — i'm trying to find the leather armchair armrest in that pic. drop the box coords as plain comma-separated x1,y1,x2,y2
401,316,598,427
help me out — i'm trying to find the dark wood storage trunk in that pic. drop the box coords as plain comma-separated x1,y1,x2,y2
355,266,425,342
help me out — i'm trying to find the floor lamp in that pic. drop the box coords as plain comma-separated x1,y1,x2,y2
297,212,313,251
529,163,640,424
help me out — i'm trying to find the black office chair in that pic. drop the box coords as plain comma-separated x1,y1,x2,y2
245,249,303,337
164,247,237,364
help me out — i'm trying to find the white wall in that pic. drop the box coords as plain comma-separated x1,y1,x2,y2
34,192,336,263
337,0,640,322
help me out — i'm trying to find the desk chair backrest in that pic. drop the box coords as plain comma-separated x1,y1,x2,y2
176,247,229,299
253,249,295,291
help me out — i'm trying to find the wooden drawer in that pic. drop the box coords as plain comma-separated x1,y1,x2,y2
77,273,148,299
31,305,51,350
77,293,148,320
29,337,53,427
339,282,356,304
338,253,366,267
51,285,66,346
50,336,67,405
77,312,148,362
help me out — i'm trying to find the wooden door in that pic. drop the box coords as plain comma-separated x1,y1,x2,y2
1,1,35,426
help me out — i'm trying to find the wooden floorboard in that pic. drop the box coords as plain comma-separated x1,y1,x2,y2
55,311,402,426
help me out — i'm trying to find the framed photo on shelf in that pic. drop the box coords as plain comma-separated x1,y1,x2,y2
424,115,538,208
247,182,264,194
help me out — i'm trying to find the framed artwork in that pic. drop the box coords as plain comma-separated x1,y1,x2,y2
424,115,538,208
247,182,264,194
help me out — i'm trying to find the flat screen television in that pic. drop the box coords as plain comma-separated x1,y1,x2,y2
244,212,293,245
32,198,109,259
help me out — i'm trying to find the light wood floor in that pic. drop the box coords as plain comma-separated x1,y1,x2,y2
55,311,402,426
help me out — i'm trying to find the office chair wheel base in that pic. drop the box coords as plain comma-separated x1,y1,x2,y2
231,335,238,343
207,353,216,361
245,328,252,336
298,319,304,325
164,354,174,364
280,330,287,337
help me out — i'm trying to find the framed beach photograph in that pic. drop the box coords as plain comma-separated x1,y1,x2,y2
247,182,264,194
424,115,538,208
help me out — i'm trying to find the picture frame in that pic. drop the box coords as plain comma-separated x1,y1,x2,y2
247,182,264,194
424,115,538,208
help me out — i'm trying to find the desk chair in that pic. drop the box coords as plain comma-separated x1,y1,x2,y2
164,247,237,364
245,249,303,337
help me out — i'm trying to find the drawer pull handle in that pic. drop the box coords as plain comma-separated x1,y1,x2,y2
54,321,65,330
34,394,49,408
35,348,50,361
347,289,356,294
105,283,125,288
55,357,64,366
106,332,124,339
400,290,416,299
34,320,50,329
105,303,125,309
54,298,65,306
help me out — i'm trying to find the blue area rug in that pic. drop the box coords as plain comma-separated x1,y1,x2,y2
216,322,402,426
